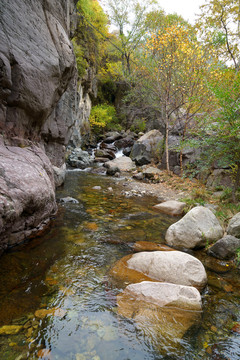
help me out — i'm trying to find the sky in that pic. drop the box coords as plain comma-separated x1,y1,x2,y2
158,0,206,24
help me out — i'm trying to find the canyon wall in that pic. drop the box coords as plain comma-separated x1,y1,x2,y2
0,0,81,254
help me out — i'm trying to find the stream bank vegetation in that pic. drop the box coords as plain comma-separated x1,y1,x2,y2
73,0,240,204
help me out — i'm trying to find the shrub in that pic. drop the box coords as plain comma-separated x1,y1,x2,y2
89,104,120,133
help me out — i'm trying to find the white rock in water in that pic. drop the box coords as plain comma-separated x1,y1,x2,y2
119,281,202,310
127,250,207,290
165,206,223,249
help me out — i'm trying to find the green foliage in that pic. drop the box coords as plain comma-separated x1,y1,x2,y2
72,38,88,77
130,118,146,133
73,0,109,77
89,104,121,133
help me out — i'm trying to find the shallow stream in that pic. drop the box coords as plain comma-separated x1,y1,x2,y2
0,171,240,359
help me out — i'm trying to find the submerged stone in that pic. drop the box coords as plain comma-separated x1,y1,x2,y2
0,325,22,335
117,282,201,348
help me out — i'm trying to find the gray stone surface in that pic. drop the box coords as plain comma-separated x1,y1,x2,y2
130,130,164,165
153,200,185,216
127,251,207,290
119,281,202,310
208,235,240,260
165,206,224,249
227,212,240,238
0,0,78,251
0,144,57,254
67,148,92,169
105,156,136,172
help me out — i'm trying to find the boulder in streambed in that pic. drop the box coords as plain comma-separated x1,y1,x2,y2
67,148,92,169
153,200,185,216
118,281,202,311
110,251,207,290
130,130,164,165
165,206,224,249
105,156,136,172
227,212,240,238
117,282,201,348
208,235,240,260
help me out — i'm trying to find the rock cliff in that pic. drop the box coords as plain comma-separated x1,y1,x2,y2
0,0,79,254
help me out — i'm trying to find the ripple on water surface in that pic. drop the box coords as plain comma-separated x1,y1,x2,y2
0,172,240,359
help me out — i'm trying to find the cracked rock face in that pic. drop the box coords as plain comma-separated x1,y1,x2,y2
0,0,77,253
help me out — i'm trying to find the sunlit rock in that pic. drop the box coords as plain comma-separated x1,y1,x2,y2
153,200,185,216
110,251,207,290
105,156,136,172
165,206,224,249
117,282,201,349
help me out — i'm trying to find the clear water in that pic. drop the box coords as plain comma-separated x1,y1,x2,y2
0,172,239,360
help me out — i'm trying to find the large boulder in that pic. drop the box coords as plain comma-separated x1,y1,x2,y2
208,235,240,260
67,148,92,169
227,213,240,238
130,130,164,165
110,251,207,290
105,156,136,172
153,200,185,216
118,281,202,311
165,206,224,249
0,143,57,254
117,281,201,348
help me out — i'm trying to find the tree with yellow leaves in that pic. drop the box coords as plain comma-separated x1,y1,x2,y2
130,25,218,173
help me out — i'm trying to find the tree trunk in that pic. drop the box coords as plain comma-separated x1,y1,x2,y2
180,123,187,177
165,121,170,173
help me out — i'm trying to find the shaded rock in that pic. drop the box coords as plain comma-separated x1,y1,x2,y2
0,144,57,254
93,157,109,163
206,169,233,189
123,147,132,156
106,166,119,176
142,167,162,179
130,130,164,165
227,213,240,238
104,131,122,143
59,197,79,204
133,241,175,252
99,142,117,152
0,0,77,253
105,156,136,172
94,149,115,160
114,136,134,149
118,281,202,311
53,163,66,187
117,282,201,348
110,251,207,290
165,206,224,249
133,172,144,180
153,200,185,216
67,148,92,169
130,143,152,165
203,256,234,273
208,235,240,260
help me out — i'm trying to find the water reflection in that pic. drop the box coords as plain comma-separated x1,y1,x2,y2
0,172,239,359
